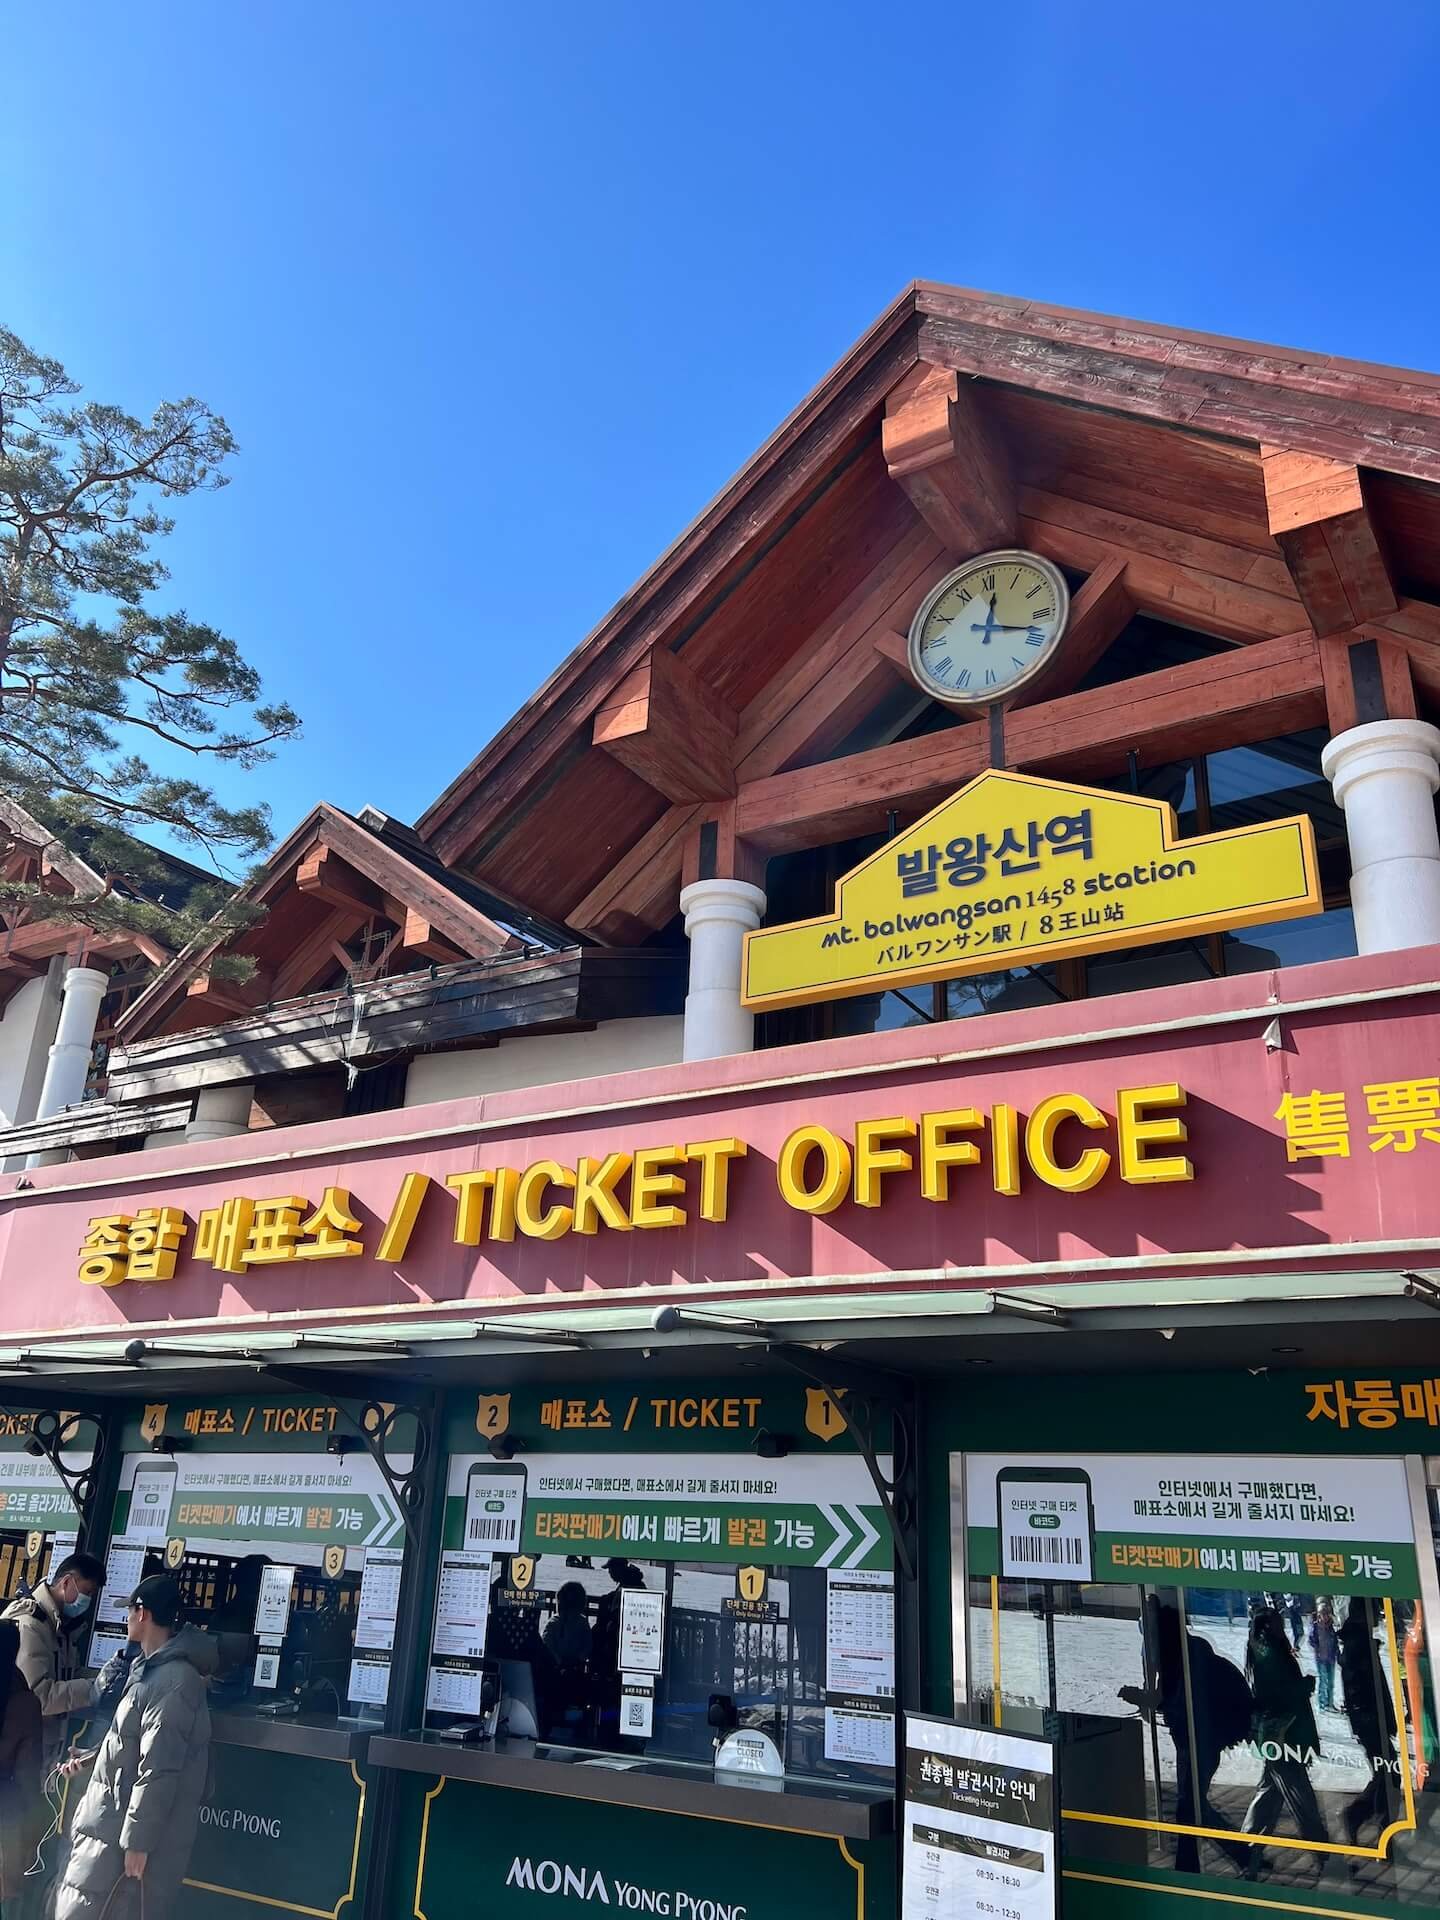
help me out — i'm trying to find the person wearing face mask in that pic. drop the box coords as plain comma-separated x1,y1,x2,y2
2,1552,107,1768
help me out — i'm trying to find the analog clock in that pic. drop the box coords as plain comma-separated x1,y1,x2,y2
907,549,1070,708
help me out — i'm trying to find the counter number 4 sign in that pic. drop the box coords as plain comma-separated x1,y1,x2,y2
997,1466,1094,1581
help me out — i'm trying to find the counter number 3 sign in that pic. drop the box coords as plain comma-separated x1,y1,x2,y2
997,1466,1094,1581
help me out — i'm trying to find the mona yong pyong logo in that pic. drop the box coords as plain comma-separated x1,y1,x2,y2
504,1856,746,1918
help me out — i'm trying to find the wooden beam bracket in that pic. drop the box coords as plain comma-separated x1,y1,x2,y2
1261,447,1397,637
594,645,738,801
882,363,1015,556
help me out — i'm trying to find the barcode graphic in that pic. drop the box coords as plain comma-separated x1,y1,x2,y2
468,1517,511,1542
1007,1533,1083,1566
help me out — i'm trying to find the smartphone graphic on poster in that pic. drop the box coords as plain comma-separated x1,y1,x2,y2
126,1457,178,1544
996,1465,1095,1582
464,1460,527,1556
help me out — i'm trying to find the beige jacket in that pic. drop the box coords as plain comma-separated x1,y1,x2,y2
1,1585,94,1756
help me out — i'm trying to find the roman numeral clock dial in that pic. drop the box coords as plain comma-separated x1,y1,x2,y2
906,549,1070,709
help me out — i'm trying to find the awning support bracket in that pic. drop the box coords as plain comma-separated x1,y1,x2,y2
24,1408,108,1533
264,1364,433,1549
765,1343,918,1584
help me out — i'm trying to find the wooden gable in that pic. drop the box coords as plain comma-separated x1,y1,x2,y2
0,799,173,1004
117,802,519,1041
414,284,1440,947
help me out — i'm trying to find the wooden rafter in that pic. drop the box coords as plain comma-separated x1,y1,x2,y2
420,304,924,865
568,802,701,946
1261,447,1397,636
915,290,1440,484
1014,556,1135,706
593,644,738,801
882,363,1014,556
734,524,944,780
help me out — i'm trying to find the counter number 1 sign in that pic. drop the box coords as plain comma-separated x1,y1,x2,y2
997,1466,1093,1581
465,1461,526,1554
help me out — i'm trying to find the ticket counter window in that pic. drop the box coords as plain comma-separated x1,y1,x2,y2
93,1447,408,1720
424,1551,895,1787
960,1452,1440,1906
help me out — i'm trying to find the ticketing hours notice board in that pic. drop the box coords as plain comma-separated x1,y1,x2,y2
901,1716,1058,1920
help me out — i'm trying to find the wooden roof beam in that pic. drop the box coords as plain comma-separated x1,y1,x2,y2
185,963,274,1019
593,645,738,802
398,906,467,963
882,363,1015,555
1261,448,1397,636
734,627,1324,853
1319,629,1418,734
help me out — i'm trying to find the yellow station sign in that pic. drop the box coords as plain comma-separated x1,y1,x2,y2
741,769,1320,1011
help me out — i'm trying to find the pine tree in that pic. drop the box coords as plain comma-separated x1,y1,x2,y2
0,326,300,966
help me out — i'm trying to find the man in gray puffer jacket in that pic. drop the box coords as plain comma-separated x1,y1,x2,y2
56,1575,215,1920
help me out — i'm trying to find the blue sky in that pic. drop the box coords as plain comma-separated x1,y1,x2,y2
4,2,1437,870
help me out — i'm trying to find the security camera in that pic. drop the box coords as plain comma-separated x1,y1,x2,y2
650,1306,682,1335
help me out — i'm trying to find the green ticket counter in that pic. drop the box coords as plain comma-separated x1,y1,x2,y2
182,1719,372,1920
378,1746,895,1920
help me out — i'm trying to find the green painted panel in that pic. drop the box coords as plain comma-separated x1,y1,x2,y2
393,1770,895,1920
176,1743,368,1920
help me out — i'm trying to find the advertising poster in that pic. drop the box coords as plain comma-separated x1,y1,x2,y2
968,1451,1418,1594
114,1450,406,1551
445,1451,888,1571
902,1715,1057,1920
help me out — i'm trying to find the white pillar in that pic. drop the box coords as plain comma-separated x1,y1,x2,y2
679,878,766,1062
185,1081,254,1143
1323,718,1440,954
34,965,108,1121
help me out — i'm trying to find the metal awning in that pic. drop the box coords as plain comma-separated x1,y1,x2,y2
4,1268,1438,1400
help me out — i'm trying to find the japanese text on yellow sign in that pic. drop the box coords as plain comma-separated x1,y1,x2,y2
741,769,1320,1010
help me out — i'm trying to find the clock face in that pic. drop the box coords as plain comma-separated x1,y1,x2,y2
907,550,1070,707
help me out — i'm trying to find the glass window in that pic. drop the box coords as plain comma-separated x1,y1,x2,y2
426,1551,893,1787
964,1477,1437,1901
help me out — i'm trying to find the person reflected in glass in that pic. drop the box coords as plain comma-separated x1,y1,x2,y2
1117,1597,1252,1875
1338,1598,1397,1847
1310,1601,1338,1714
1242,1606,1329,1873
542,1581,593,1742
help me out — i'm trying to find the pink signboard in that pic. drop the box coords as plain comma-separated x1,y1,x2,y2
1,947,1436,1341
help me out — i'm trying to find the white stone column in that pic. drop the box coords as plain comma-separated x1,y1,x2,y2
679,878,767,1062
185,1081,254,1143
1323,718,1440,954
34,965,108,1122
